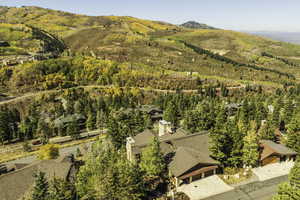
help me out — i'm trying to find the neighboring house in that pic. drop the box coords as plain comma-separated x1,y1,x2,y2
225,103,241,116
0,41,10,47
139,105,163,121
126,120,220,188
259,140,297,166
54,114,86,130
0,155,76,200
123,105,163,121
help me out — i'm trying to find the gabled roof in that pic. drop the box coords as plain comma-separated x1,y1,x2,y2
131,129,217,178
260,140,297,160
54,113,86,128
0,158,73,200
169,147,219,177
171,132,211,155
132,129,155,147
139,105,162,114
159,128,189,142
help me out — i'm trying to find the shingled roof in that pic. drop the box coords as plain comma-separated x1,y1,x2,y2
131,128,217,178
260,140,297,160
169,147,219,177
0,158,74,200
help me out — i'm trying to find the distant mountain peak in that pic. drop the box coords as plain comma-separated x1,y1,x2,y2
180,21,217,30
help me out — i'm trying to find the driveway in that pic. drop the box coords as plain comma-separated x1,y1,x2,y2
252,161,294,181
177,175,234,200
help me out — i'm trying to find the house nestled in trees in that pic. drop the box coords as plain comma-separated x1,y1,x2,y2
123,105,163,122
259,140,297,166
54,114,86,130
126,120,298,188
126,120,220,188
139,105,163,121
0,41,10,47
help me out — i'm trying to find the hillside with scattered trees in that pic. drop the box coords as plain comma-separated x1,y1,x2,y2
0,5,300,200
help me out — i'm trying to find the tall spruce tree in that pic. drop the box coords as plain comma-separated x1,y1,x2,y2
86,111,96,131
140,136,165,177
96,110,106,130
0,110,10,144
163,101,179,126
76,140,144,200
286,113,300,152
48,178,76,200
37,119,51,144
289,159,300,189
242,122,259,168
273,159,300,200
258,121,276,141
67,120,80,139
31,171,49,200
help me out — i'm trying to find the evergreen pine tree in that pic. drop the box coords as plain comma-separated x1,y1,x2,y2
273,159,300,200
107,111,131,149
227,119,244,167
255,101,267,126
273,182,299,200
31,171,49,200
48,178,76,200
96,110,106,130
281,99,294,125
286,113,300,152
258,121,276,141
67,120,80,139
86,111,96,131
37,119,51,144
242,122,259,168
74,100,84,114
289,159,300,189
163,101,179,126
0,110,10,144
140,136,165,177
76,141,144,200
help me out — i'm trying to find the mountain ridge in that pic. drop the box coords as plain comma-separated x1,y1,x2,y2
180,21,217,30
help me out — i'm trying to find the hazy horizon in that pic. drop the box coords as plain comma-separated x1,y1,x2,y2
1,0,300,32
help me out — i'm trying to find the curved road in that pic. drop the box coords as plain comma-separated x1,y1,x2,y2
4,141,95,165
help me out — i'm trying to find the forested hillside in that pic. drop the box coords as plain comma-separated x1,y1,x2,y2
1,6,300,95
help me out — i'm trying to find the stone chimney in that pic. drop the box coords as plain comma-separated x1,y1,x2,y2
126,137,135,162
159,120,172,136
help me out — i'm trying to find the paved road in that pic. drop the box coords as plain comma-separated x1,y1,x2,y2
4,141,95,165
203,185,275,200
0,84,246,105
202,175,287,200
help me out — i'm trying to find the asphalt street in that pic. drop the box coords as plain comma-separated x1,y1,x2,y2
4,141,95,165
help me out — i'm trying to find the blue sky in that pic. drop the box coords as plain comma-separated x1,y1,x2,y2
0,0,299,32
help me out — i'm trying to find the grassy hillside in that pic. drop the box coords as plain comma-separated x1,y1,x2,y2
1,6,300,94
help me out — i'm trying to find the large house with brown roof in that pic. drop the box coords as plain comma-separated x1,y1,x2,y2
126,120,220,188
127,120,298,188
0,155,76,200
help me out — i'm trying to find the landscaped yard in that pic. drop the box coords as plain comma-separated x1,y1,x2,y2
219,167,253,185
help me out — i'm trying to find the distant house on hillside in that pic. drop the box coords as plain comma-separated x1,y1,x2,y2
126,120,220,188
0,154,76,200
123,105,163,122
0,41,10,47
139,105,163,121
54,114,86,130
